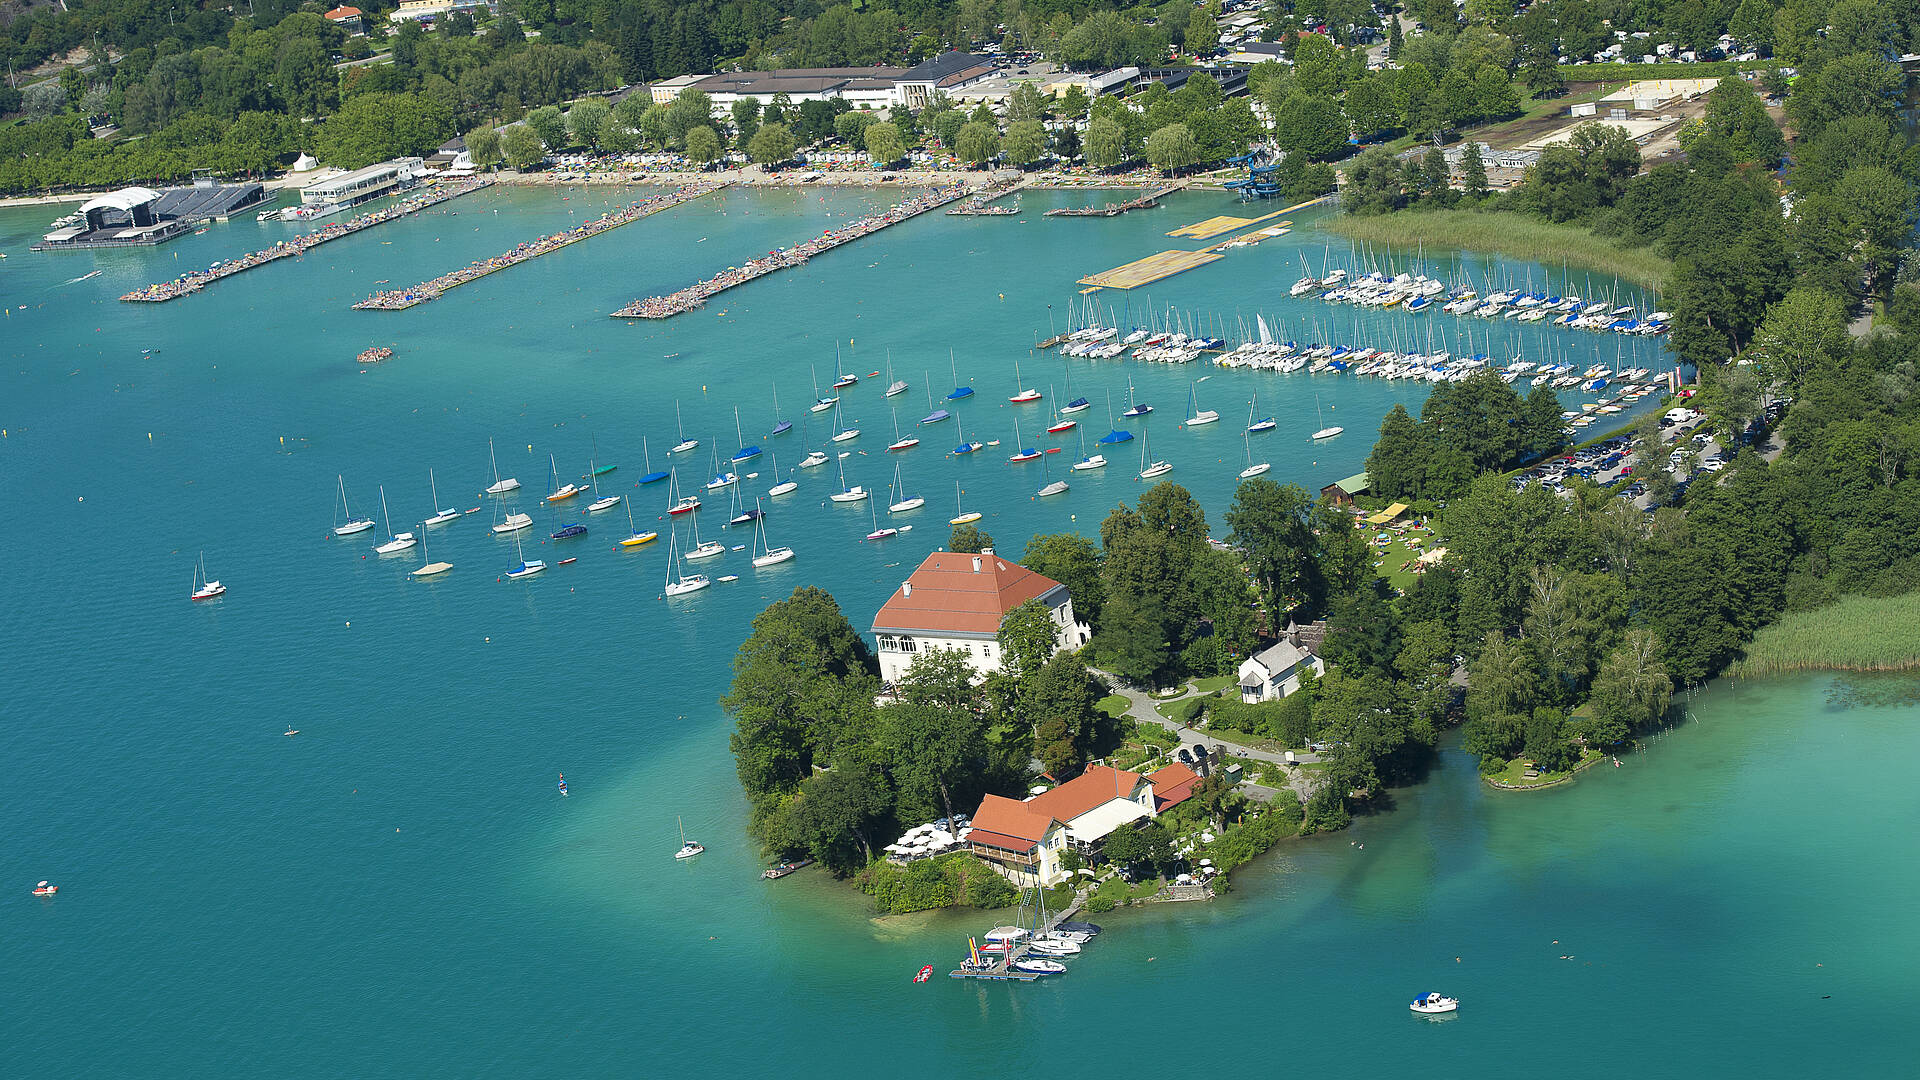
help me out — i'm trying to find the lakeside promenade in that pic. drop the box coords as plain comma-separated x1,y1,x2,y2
118,177,492,303
353,181,728,311
609,181,974,319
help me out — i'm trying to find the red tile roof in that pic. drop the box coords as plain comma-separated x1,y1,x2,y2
325,5,364,17
967,794,1057,851
1148,763,1201,811
872,552,1065,636
1027,765,1145,824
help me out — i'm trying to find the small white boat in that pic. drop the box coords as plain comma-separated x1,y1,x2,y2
484,439,520,494
1012,957,1067,975
505,535,545,579
372,487,417,554
798,450,830,468
189,552,225,601
1312,426,1344,440
1140,460,1173,479
948,480,980,524
1036,479,1069,497
664,533,710,596
491,511,533,535
675,816,704,858
332,476,375,537
1072,454,1107,471
1239,462,1271,478
687,539,725,560
1185,378,1219,426
831,428,860,443
423,468,461,525
830,485,868,503
1410,993,1458,1014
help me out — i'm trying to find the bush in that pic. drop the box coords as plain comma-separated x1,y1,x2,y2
1166,696,1206,725
852,854,1016,914
1085,895,1117,914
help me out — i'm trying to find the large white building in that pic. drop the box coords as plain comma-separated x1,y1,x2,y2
967,763,1201,886
1237,627,1325,703
870,550,1090,686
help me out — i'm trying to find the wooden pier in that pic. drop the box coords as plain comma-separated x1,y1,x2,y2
1166,209,1293,240
946,178,1026,215
353,181,727,310
119,177,493,304
1078,194,1338,290
609,182,973,320
1044,181,1185,218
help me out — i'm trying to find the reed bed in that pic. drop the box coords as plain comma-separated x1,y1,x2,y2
1323,210,1671,291
1731,592,1920,676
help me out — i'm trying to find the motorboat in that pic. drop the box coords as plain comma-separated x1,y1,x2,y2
32,881,57,897
675,840,705,859
1012,957,1066,975
1410,993,1458,1014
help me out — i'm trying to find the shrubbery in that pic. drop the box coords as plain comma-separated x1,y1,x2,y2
853,854,1017,915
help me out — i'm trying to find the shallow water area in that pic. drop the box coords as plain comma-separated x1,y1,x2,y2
3,184,1889,1077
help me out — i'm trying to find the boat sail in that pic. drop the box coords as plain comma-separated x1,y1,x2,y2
332,475,376,537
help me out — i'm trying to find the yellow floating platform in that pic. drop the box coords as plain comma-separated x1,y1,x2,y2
1079,249,1226,290
1167,215,1257,239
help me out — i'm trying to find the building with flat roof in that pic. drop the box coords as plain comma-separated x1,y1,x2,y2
389,0,494,23
649,74,706,104
33,180,267,251
870,550,1090,686
893,52,997,109
301,158,422,209
690,66,908,108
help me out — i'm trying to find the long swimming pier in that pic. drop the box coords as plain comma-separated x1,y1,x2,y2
609,181,973,320
354,180,729,310
119,177,493,303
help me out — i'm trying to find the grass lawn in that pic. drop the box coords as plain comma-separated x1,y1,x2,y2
1096,694,1132,719
1192,675,1236,693
1731,591,1920,675
1324,209,1671,291
1487,749,1604,788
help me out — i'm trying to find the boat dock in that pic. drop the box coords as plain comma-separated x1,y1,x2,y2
1166,208,1292,240
354,181,728,311
609,181,973,320
120,177,492,303
946,178,1026,215
1043,181,1185,218
1077,194,1335,290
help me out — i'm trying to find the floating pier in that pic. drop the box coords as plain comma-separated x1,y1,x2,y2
1079,194,1336,290
119,177,492,303
610,182,973,320
354,181,727,310
1044,181,1185,218
1166,209,1292,240
947,178,1026,215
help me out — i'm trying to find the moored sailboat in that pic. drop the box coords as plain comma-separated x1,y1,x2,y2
332,475,376,537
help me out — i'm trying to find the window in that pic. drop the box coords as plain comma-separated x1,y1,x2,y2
899,636,917,654
878,635,897,652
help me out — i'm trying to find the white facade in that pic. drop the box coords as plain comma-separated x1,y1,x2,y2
874,587,1088,685
1237,638,1324,703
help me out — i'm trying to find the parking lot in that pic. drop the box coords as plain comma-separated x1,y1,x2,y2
1512,400,1786,511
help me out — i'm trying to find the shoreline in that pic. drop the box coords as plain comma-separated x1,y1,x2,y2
1323,208,1670,291
1484,749,1608,791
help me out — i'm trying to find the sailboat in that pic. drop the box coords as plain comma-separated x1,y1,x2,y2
423,469,460,526
809,363,838,412
619,500,658,547
1312,393,1344,440
767,451,798,497
921,376,951,424
832,344,858,389
1239,403,1271,478
1008,417,1041,462
1185,377,1219,426
731,406,762,463
189,552,226,600
637,437,669,485
798,449,830,468
332,476,375,537
1035,453,1069,497
704,443,738,491
888,462,924,513
829,455,869,502
952,412,983,455
1072,424,1107,471
1097,389,1134,446
1122,377,1152,418
373,486,417,554
663,531,710,597
671,401,699,454
505,533,546,578
686,511,725,560
887,409,920,452
674,816,706,856
587,458,621,512
1059,366,1091,414
484,438,520,494
726,479,762,527
545,455,582,502
950,481,982,525
830,400,860,443
768,384,794,437
666,468,701,516
491,495,534,533
1139,419,1172,479
751,500,794,567
865,498,898,541
412,528,453,577
945,349,973,400
884,351,908,397
1247,392,1276,433
1008,357,1041,403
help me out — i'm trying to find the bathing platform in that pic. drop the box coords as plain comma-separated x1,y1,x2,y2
1165,210,1291,240
1079,248,1226,289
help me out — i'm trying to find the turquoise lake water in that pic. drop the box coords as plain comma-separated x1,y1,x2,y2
5,185,1907,1076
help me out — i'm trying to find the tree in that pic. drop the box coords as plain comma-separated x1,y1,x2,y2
749,122,797,166
1022,533,1105,625
1342,146,1406,215
1007,81,1048,123
955,121,1000,167
1186,8,1220,57
639,105,673,150
1086,117,1127,170
1460,140,1488,198
1003,119,1047,167
503,124,546,170
317,92,455,170
884,650,993,830
665,89,716,143
950,523,995,554
684,124,721,166
731,99,761,150
997,599,1060,680
864,121,904,164
1747,287,1851,396
1226,479,1318,613
1095,591,1170,685
724,586,880,796
525,104,568,149
833,110,877,144
1144,122,1198,175
465,125,503,171
567,98,611,151
1581,629,1672,745
1274,93,1349,161
1058,85,1092,122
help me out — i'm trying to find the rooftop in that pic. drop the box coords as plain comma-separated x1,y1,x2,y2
968,793,1057,850
872,551,1066,637
1028,765,1145,825
1147,763,1201,811
899,52,997,86
694,66,907,97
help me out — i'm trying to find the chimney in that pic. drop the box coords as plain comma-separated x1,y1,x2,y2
971,556,982,572
902,581,912,596
980,547,993,555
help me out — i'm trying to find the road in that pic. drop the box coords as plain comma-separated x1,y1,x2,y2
1092,672,1319,767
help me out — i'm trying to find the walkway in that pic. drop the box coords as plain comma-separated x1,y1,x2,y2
1091,669,1314,767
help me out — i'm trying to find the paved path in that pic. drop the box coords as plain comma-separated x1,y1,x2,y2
1094,671,1316,767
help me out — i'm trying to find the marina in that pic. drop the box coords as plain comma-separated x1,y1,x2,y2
353,181,727,310
610,182,975,319
117,177,492,303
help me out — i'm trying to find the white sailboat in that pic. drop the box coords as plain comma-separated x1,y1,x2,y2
1247,392,1276,434
1035,453,1070,497
505,533,545,578
663,531,710,597
1185,376,1220,426
830,400,860,443
412,526,453,577
373,486,417,554
704,444,737,491
865,498,898,541
751,500,795,567
888,462,924,513
674,815,706,856
1008,357,1041,403
587,457,621,513
884,351,909,397
332,475,375,537
491,502,534,534
767,451,799,497
798,449,830,469
809,362,839,413
484,438,520,494
1072,425,1107,471
423,468,461,526
829,455,868,503
950,480,982,525
1312,393,1344,440
189,552,226,600
686,511,725,560
1139,419,1172,479
671,400,699,454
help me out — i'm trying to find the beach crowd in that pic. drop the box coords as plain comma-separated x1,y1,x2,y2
613,181,971,319
119,178,493,303
352,180,727,310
